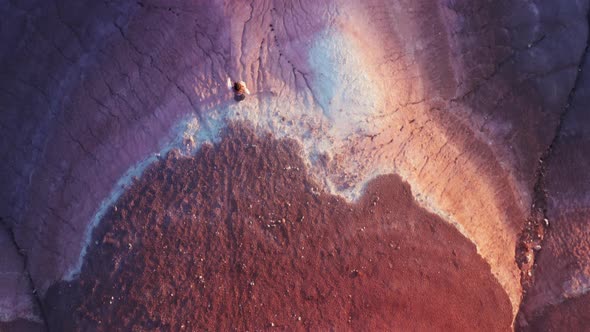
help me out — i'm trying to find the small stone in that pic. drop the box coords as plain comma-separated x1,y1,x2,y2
543,218,550,227
533,245,542,251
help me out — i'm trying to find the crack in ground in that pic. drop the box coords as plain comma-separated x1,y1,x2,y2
0,218,49,331
516,6,590,300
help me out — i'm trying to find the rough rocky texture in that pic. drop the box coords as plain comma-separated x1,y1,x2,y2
524,293,590,331
518,37,590,330
44,125,512,331
0,223,45,331
0,319,45,332
1,0,590,330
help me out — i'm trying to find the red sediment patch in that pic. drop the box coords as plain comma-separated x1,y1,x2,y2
44,124,512,331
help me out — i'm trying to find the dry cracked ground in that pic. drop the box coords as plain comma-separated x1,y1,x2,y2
1,0,590,331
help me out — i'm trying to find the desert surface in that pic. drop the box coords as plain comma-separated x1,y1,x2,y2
1,0,589,330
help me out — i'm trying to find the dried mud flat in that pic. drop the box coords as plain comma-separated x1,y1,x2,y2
43,124,511,331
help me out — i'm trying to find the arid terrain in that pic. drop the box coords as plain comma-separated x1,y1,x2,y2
1,0,589,331
44,125,512,331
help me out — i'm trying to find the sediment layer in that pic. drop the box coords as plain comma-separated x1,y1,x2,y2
1,0,589,329
45,125,512,331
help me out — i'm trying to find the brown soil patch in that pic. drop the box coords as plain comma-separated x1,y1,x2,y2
44,124,512,331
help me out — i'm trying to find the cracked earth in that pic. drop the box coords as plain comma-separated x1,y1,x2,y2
1,0,590,331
